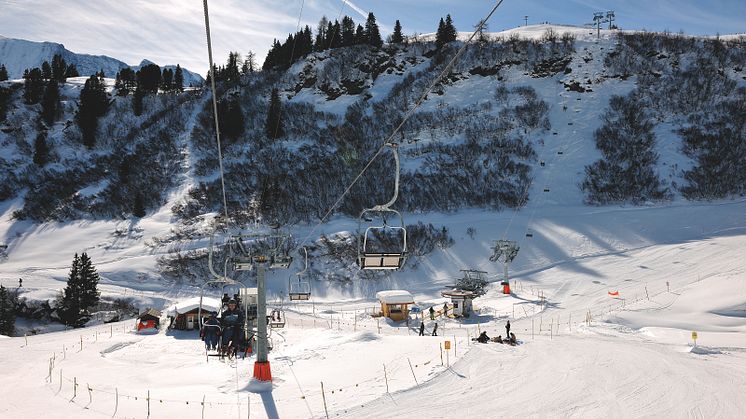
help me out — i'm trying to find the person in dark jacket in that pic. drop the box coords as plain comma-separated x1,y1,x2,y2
419,322,425,336
201,312,220,350
476,331,490,343
431,322,438,336
442,303,449,317
220,300,244,348
429,306,435,320
505,320,511,337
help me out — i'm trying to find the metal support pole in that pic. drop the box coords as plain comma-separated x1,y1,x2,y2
253,263,271,381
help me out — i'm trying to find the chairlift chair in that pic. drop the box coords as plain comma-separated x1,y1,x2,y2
357,143,408,270
289,247,312,301
268,309,286,328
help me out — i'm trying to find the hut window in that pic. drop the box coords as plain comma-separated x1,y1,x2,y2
389,304,403,313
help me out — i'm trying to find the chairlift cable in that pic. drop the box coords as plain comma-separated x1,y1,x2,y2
202,0,230,224
293,0,507,252
270,0,306,142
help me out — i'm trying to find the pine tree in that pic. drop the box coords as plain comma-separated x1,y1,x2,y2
0,285,16,336
391,20,404,44
161,68,174,92
444,15,457,43
364,13,383,47
0,64,8,81
77,252,100,311
341,16,356,47
65,64,79,78
59,253,100,327
33,131,49,166
133,86,144,116
114,68,137,96
133,192,146,217
173,64,184,91
77,75,109,148
59,253,82,326
354,24,365,44
41,61,52,80
137,64,161,94
265,88,284,140
435,18,447,48
51,54,67,83
41,80,60,125
23,68,45,104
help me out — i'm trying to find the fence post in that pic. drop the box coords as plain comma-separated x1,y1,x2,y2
147,389,150,418
440,343,443,366
569,313,572,331
383,364,390,393
453,335,457,357
377,318,381,334
113,387,119,418
354,310,357,332
201,395,206,419
87,383,93,407
645,285,649,301
80,335,83,352
407,358,419,386
24,333,28,346
320,382,330,419
247,394,250,419
58,370,63,394
71,376,78,401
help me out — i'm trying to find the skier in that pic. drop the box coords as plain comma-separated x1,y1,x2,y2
476,331,490,343
495,335,503,344
505,320,511,337
220,300,244,352
18,278,22,288
509,332,517,345
200,312,220,351
221,293,230,308
429,306,435,320
419,321,425,336
431,322,438,336
442,302,449,317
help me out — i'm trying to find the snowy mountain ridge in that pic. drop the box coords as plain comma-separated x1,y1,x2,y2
0,35,204,86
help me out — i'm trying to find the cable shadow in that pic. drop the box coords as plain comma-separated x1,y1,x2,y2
259,391,280,419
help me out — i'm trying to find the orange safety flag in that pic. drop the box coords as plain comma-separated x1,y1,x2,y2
608,291,620,297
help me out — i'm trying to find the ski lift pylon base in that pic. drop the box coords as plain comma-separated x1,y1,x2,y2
253,361,272,381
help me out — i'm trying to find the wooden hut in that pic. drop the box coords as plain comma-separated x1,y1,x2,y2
166,297,221,330
441,290,475,318
376,290,415,321
137,308,161,332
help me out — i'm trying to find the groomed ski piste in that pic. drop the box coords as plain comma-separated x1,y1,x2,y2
2,24,746,418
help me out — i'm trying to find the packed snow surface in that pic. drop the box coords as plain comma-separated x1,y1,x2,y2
1,23,746,418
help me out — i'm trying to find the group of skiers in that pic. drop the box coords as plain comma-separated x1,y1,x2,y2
418,321,439,336
472,321,518,345
427,303,450,320
199,299,247,354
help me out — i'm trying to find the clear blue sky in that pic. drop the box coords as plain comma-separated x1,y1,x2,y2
0,0,744,75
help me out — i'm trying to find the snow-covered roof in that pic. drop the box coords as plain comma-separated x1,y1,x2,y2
376,290,415,304
165,297,221,317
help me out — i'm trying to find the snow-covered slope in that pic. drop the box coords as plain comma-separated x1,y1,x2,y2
0,36,203,85
1,24,745,419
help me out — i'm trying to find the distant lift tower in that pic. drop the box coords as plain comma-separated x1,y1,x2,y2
592,12,605,39
490,239,520,287
606,11,615,30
